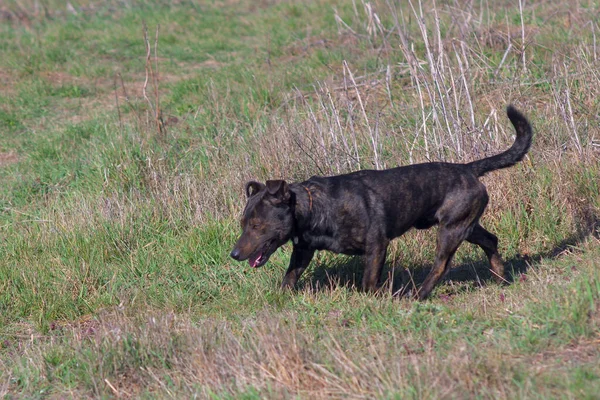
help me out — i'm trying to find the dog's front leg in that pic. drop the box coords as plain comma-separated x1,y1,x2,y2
281,246,315,289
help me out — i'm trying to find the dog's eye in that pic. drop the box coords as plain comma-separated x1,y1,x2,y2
250,223,261,230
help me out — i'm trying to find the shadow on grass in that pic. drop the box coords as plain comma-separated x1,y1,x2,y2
302,218,599,297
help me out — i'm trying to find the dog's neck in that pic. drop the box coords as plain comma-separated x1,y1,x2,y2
290,183,314,225
289,182,341,252
290,184,312,246
290,182,332,242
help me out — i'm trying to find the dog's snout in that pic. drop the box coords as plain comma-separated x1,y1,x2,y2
230,248,241,260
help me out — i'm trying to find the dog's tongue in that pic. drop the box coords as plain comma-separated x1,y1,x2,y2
249,252,264,268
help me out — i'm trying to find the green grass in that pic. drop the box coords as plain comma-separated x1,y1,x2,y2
0,0,599,397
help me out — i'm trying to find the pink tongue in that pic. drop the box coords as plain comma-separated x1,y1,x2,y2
249,253,264,268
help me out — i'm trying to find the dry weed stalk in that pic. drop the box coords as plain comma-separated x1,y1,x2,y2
343,60,381,169
142,23,166,138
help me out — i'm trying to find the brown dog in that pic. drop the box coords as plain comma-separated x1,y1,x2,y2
230,106,532,299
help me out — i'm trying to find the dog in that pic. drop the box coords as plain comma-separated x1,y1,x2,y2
230,105,532,299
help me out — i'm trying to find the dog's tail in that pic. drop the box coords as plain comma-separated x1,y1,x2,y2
466,105,533,177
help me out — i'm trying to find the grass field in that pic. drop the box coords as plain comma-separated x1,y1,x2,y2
0,0,599,398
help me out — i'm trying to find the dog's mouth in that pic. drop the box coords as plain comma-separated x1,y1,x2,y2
248,241,275,268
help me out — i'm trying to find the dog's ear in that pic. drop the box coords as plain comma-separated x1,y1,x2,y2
245,181,265,198
265,180,291,203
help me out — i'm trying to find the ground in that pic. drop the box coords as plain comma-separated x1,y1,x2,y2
0,0,599,398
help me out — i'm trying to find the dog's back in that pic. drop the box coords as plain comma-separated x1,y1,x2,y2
297,162,484,248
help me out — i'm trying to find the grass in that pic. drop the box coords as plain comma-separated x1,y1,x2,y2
0,0,599,398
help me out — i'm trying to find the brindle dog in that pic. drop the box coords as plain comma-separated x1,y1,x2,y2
230,105,532,299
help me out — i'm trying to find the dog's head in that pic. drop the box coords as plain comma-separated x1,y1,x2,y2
230,180,294,268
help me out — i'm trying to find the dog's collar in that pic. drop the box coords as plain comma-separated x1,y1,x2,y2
302,185,313,212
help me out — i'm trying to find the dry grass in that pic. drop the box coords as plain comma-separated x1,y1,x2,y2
187,0,600,231
2,237,598,398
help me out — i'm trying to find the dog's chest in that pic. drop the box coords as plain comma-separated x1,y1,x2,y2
295,223,366,256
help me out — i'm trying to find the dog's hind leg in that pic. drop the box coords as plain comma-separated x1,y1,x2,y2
281,247,315,290
466,223,506,284
362,239,389,292
417,226,469,300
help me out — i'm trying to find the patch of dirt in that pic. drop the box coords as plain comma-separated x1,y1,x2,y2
42,70,80,86
527,338,600,372
279,34,360,65
283,38,331,59
199,59,225,69
0,152,18,167
477,24,540,51
0,68,16,94
0,6,34,28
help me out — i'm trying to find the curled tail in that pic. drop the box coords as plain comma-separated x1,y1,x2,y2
467,105,533,177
